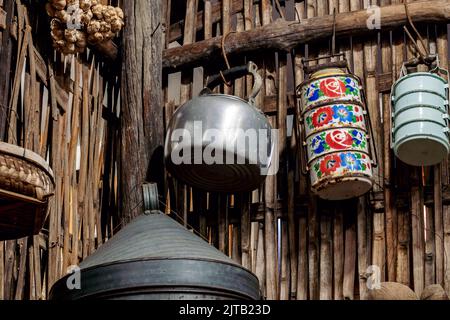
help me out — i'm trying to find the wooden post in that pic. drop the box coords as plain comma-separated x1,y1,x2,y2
0,0,13,140
121,0,165,222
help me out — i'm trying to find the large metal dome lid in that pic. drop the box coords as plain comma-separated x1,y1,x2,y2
79,213,240,269
50,212,260,300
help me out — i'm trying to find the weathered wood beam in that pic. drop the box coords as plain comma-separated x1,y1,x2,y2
163,0,450,69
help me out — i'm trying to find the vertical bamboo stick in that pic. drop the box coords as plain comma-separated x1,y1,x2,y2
424,205,436,287
264,117,278,300
434,165,444,287
28,244,36,300
33,235,41,300
297,208,308,300
319,209,332,300
287,132,297,300
343,208,357,300
308,196,319,299
280,221,290,300
411,167,425,296
3,240,15,299
334,207,344,300
357,196,371,300
14,238,27,300
241,193,252,270
256,221,266,296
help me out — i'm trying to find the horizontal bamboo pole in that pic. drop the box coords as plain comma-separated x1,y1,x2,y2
163,0,450,68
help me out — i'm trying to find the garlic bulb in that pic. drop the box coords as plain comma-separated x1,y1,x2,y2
46,0,124,55
51,0,67,11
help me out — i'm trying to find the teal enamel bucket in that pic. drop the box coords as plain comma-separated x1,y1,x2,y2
392,72,450,166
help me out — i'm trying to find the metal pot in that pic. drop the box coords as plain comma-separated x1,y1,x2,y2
391,69,450,166
164,62,273,193
49,212,260,300
296,63,376,201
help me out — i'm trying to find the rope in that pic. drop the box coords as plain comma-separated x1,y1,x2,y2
221,30,235,70
404,1,429,57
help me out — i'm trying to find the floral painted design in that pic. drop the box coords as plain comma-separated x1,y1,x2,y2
311,134,328,154
340,153,362,171
325,130,354,150
306,82,321,102
315,154,341,178
309,129,368,157
333,105,354,122
309,107,333,128
312,151,372,180
305,104,365,132
320,78,347,98
350,129,366,148
303,76,361,105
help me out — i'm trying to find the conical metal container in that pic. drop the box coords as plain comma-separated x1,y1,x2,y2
49,213,260,300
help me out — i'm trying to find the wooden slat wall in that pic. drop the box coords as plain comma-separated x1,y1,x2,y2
163,0,450,300
1,0,449,300
0,0,120,299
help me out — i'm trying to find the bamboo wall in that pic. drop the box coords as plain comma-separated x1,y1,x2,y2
0,0,121,299
163,0,450,300
0,0,449,300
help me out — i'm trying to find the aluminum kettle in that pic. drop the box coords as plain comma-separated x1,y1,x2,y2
164,61,274,193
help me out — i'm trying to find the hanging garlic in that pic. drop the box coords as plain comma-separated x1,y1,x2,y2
87,20,100,34
110,18,124,33
46,0,124,55
64,29,78,43
91,4,103,19
80,10,93,25
79,0,91,12
87,32,104,44
99,21,110,33
51,0,67,11
114,7,124,20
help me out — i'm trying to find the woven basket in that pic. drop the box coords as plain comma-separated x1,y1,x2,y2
0,142,55,240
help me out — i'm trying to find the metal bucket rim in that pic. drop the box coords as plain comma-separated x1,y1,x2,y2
392,119,449,135
51,258,260,300
393,104,447,116
393,71,447,90
393,134,450,151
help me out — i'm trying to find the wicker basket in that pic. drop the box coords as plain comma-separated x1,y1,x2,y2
0,142,55,240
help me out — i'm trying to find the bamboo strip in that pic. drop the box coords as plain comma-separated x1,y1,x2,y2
333,207,344,300
319,209,332,300
280,221,290,300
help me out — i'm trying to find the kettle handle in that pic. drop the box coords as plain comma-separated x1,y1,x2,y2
201,61,263,106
